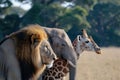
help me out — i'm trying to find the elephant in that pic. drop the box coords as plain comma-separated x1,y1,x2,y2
42,27,77,80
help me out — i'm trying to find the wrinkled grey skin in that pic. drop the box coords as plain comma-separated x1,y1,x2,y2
42,27,77,80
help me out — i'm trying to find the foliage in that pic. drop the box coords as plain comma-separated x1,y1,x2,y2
98,0,120,5
0,0,12,14
1,6,26,17
0,0,120,46
87,3,120,46
0,14,20,39
74,0,97,11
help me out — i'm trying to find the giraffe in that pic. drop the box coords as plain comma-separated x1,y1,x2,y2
73,29,101,59
42,29,101,80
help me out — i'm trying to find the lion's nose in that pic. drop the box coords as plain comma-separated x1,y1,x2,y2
53,57,56,60
52,54,57,60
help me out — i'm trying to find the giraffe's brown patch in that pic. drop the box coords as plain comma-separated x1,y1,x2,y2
47,71,51,76
51,67,55,70
49,70,52,74
58,73,64,77
43,76,47,80
49,77,54,80
54,64,58,67
54,67,58,72
63,68,69,74
58,74,61,78
62,60,68,66
57,61,62,65
52,72,56,76
57,66,63,71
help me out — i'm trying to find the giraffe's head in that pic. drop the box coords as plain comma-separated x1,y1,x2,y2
73,29,101,59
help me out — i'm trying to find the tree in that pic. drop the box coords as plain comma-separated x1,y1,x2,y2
0,0,12,15
87,3,120,46
73,0,97,11
0,14,20,40
0,0,120,46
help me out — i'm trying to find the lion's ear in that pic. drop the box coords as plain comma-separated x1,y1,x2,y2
31,34,41,47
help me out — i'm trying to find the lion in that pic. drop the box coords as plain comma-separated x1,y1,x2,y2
0,24,57,80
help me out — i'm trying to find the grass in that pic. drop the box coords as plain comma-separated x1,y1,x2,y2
66,47,120,80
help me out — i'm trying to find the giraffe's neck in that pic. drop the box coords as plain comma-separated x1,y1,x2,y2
74,42,85,57
73,38,85,56
42,59,69,80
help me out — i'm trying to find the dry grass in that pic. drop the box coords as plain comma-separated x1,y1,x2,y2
66,47,120,80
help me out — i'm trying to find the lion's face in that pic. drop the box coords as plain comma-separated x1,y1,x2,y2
16,25,58,69
30,36,57,68
39,40,57,68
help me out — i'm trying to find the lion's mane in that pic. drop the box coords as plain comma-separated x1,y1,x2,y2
8,24,48,80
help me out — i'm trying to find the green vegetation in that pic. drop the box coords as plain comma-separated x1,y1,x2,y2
0,0,120,46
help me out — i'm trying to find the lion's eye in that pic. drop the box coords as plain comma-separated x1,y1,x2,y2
44,46,48,51
44,45,50,55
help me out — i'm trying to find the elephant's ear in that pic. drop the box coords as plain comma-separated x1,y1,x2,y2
43,27,57,37
43,27,52,37
67,60,76,68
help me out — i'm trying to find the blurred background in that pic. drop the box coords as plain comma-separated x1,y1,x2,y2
0,0,120,47
1,1,120,80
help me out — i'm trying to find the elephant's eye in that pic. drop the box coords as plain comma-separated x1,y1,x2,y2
62,43,65,47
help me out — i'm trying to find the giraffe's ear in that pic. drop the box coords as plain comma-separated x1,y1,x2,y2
77,35,81,41
81,29,88,38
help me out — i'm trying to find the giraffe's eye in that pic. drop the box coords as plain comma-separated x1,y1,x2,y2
79,36,81,40
85,41,89,43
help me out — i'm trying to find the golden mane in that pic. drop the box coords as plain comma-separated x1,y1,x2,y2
8,24,48,61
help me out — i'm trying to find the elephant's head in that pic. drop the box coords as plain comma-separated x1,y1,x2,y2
43,27,77,80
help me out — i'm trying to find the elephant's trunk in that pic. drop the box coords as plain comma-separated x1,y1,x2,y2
69,65,77,80
62,47,77,80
